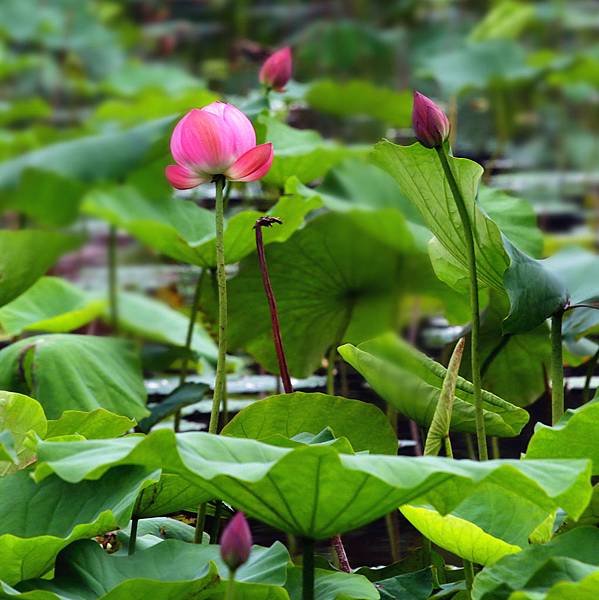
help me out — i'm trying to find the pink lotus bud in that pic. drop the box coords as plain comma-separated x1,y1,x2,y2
220,512,252,571
412,91,451,149
259,47,292,92
165,101,274,190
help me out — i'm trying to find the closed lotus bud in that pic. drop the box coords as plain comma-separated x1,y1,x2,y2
220,512,252,571
412,91,450,149
259,47,292,92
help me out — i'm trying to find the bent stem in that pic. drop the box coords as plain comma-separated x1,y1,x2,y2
209,176,227,435
254,217,293,393
174,268,206,432
302,538,315,600
108,225,119,333
435,145,487,461
583,347,599,404
551,309,565,425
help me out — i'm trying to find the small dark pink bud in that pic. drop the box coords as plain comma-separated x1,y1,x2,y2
259,47,292,92
412,91,451,149
220,512,252,571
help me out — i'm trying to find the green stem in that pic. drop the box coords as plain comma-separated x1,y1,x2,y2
326,345,336,395
225,570,236,600
128,516,139,555
194,502,207,544
385,512,401,562
551,310,565,425
108,225,119,333
436,146,487,461
174,269,206,432
209,176,227,435
463,559,475,594
582,347,599,404
210,500,223,543
302,538,315,600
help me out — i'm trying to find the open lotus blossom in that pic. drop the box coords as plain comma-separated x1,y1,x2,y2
412,91,450,149
165,101,273,190
259,46,292,92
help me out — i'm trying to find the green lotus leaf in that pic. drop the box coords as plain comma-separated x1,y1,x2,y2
286,566,378,600
372,140,568,334
0,466,159,585
33,430,592,541
526,401,599,474
83,185,320,268
222,392,397,455
46,409,134,440
116,517,203,550
0,231,82,308
400,505,520,566
7,538,289,600
338,333,528,437
0,277,105,336
209,210,413,377
472,528,599,600
0,335,148,421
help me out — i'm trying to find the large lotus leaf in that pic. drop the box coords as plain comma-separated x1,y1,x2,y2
461,291,550,407
0,118,172,189
372,141,568,333
258,115,365,187
472,528,599,600
83,185,320,268
0,231,82,308
207,210,412,377
400,505,520,566
112,291,218,363
286,566,378,600
0,392,46,475
222,392,397,455
526,401,599,475
116,517,201,549
0,466,159,585
0,277,105,336
33,430,592,540
0,335,148,421
305,79,412,127
8,539,289,600
339,333,528,437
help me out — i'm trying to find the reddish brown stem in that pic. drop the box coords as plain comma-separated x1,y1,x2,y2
332,534,351,572
254,217,293,394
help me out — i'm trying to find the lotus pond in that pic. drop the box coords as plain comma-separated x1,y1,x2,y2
0,1,598,599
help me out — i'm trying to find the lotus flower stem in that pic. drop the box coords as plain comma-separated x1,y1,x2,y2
302,538,315,600
208,176,228,435
424,338,464,457
225,574,236,600
108,225,119,333
254,217,293,393
551,309,565,425
435,146,487,461
194,502,207,544
174,268,206,432
128,516,139,555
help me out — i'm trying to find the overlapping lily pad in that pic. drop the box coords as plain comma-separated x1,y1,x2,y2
222,391,397,455
339,333,529,437
33,430,591,540
0,466,159,585
0,335,148,421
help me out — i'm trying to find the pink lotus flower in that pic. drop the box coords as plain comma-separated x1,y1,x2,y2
412,91,450,149
220,512,252,571
259,47,292,92
165,102,273,190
